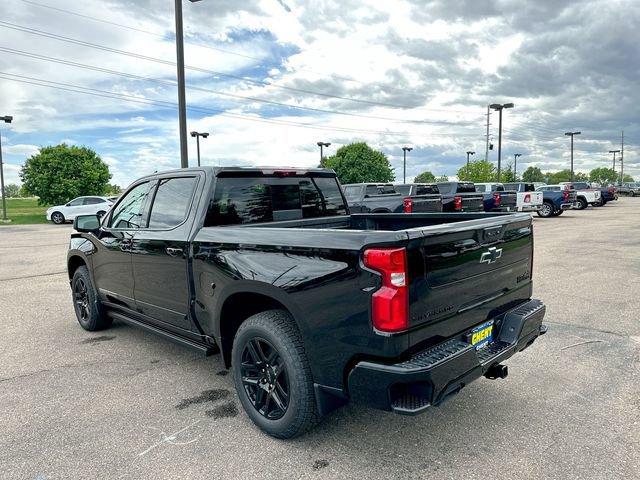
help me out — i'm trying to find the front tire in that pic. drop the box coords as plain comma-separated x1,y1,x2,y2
232,310,318,439
51,211,65,224
72,266,112,331
537,202,554,218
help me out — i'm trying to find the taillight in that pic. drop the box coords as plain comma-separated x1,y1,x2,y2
524,194,531,203
493,192,501,206
562,190,569,201
363,247,408,333
454,196,462,211
403,197,413,213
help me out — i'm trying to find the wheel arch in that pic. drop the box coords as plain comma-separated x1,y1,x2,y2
67,254,87,281
216,289,302,368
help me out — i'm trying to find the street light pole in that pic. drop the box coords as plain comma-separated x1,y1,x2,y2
0,115,13,222
490,103,514,182
190,131,209,167
465,151,475,179
175,0,203,169
317,142,330,164
565,131,581,182
402,146,413,183
513,153,522,179
609,149,620,173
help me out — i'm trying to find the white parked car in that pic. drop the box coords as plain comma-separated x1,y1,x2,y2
502,182,544,212
46,196,114,225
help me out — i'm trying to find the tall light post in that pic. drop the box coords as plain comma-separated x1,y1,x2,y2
513,153,522,179
190,131,209,167
609,149,620,173
0,115,12,222
175,0,203,168
465,151,475,179
317,142,330,164
490,103,514,182
564,131,581,182
402,146,413,183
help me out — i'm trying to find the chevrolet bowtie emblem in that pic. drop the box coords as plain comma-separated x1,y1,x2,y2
480,247,503,264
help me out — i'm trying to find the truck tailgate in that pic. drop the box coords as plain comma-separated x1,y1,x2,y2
460,194,484,212
522,191,543,206
411,195,442,213
405,215,533,341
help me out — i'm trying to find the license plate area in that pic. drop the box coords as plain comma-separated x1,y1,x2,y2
466,320,494,350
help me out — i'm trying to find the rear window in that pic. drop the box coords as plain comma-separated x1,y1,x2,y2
205,175,348,226
415,185,438,195
343,186,361,202
456,183,476,193
572,182,589,189
395,185,411,195
437,183,452,194
475,185,486,193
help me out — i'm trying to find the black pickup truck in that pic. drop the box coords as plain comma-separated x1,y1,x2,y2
68,167,546,439
436,181,485,212
342,183,404,213
394,183,442,212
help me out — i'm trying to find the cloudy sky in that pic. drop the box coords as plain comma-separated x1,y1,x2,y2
0,0,638,188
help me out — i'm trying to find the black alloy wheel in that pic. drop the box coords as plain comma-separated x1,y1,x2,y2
73,276,91,322
240,337,289,420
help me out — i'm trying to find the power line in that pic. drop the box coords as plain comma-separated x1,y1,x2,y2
0,46,483,128
0,20,481,115
0,71,485,139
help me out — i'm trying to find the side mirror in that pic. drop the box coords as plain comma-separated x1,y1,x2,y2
74,214,101,233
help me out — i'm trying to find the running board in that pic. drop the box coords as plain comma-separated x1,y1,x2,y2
108,311,218,356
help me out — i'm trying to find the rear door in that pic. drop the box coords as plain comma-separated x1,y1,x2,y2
130,173,201,330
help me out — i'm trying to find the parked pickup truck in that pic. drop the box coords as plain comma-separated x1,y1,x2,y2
559,182,601,209
502,183,543,213
617,182,640,197
343,183,404,213
68,167,547,439
436,182,485,212
474,183,518,212
394,183,442,212
535,184,578,217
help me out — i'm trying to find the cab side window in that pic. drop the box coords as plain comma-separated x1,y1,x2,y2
148,177,197,229
109,182,152,229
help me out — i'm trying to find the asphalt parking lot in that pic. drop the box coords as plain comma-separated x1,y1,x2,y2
1,199,639,480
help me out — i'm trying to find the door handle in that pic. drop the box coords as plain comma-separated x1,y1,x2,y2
120,238,133,252
166,247,183,257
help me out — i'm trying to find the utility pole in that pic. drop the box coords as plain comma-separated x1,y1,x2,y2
175,0,203,168
620,130,624,185
465,151,475,179
514,153,522,179
0,115,13,222
402,147,413,183
609,149,620,173
490,103,514,182
317,142,330,164
485,105,490,161
565,131,581,182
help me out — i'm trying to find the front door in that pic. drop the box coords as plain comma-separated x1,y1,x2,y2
130,175,199,330
92,181,153,310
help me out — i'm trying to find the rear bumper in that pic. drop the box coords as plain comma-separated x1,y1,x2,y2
347,299,546,414
561,202,574,210
518,204,541,212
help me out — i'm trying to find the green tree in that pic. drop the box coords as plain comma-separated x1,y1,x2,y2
589,167,617,185
414,170,436,183
106,184,122,195
320,142,394,184
20,144,111,205
501,162,516,182
435,175,449,182
457,159,495,182
622,174,635,183
522,166,544,182
3,183,21,198
545,169,588,184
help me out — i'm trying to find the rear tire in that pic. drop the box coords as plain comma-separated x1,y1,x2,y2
536,202,554,218
71,266,112,331
553,209,564,216
232,310,319,439
51,211,65,224
576,197,588,210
